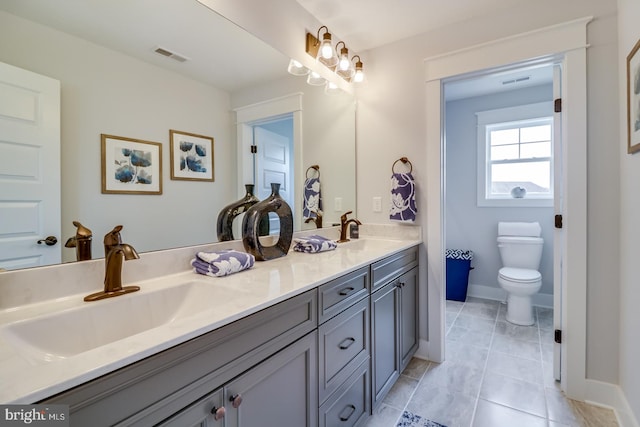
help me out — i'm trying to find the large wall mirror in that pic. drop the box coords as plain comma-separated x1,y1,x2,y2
0,0,356,270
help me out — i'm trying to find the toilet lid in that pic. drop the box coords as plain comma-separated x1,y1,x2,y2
499,267,541,283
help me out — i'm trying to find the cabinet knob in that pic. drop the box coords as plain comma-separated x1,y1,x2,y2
230,393,243,408
211,406,226,420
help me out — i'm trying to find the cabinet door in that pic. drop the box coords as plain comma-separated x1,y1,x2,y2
371,281,400,408
157,388,225,427
224,332,318,427
399,267,419,371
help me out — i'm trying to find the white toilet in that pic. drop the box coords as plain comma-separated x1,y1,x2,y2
497,222,543,326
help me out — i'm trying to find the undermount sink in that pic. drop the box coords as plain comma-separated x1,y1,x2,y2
2,279,238,362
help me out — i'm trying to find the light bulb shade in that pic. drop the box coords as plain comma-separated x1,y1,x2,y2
307,71,326,86
324,81,342,95
287,59,310,76
334,44,353,80
351,56,365,83
316,30,338,67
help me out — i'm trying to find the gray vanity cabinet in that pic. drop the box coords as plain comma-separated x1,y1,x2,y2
317,266,371,427
224,332,318,427
158,332,317,427
370,247,419,409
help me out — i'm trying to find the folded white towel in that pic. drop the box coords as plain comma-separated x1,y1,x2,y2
498,222,542,237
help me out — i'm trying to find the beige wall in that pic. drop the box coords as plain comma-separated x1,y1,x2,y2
357,1,619,384
0,11,235,259
618,0,640,421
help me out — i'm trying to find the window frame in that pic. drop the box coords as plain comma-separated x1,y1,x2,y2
476,101,554,207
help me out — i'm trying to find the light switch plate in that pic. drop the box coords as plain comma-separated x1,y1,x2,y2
373,196,382,212
334,197,343,211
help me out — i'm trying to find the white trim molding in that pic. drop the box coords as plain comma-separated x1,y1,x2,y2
424,16,592,400
586,379,640,427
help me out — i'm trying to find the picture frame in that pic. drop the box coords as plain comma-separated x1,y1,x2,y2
101,134,162,195
169,130,215,182
627,38,640,154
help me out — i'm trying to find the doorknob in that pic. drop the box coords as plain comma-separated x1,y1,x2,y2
37,236,58,246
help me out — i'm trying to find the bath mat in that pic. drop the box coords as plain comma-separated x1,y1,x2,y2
396,410,447,427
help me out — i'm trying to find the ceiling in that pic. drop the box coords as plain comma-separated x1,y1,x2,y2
0,0,287,92
294,0,533,52
0,0,552,99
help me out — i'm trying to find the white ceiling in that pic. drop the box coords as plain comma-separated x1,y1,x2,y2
0,0,288,92
294,0,533,52
1,0,552,98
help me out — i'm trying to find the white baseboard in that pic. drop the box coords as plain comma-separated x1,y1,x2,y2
466,283,554,308
586,379,639,427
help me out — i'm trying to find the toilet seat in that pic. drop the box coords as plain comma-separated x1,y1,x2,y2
499,267,541,283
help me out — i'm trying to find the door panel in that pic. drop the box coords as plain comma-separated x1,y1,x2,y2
0,61,61,269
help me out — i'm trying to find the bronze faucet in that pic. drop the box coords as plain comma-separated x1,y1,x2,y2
338,211,361,243
65,220,93,261
84,225,140,302
304,209,323,229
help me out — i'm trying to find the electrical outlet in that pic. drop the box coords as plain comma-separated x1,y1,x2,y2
373,196,382,212
334,197,343,211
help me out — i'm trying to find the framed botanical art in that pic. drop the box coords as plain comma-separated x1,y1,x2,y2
627,38,640,154
101,134,162,195
169,130,215,182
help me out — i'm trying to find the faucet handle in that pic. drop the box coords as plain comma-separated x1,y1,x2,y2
104,225,124,249
340,211,353,222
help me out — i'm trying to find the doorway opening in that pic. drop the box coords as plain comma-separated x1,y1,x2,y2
249,115,295,234
442,61,562,383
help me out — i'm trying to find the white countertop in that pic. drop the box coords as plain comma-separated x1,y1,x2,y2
0,236,420,403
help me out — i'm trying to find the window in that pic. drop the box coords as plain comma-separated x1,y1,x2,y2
476,102,554,207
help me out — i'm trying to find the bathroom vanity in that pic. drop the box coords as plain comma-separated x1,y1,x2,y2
0,227,421,427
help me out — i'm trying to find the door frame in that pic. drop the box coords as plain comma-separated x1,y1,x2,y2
234,93,303,228
423,17,591,399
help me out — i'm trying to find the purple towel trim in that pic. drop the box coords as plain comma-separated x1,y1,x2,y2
190,250,254,277
390,172,417,222
293,235,337,253
303,177,322,219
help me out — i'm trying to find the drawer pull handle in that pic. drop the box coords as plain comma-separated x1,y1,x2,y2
339,404,356,421
211,406,226,420
339,287,356,296
230,394,243,408
338,337,356,350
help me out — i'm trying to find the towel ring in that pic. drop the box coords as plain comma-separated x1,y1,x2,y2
306,165,320,179
392,157,412,174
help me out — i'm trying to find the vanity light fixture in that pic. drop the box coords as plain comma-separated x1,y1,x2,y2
306,26,338,68
324,80,343,95
307,70,326,86
335,42,355,80
351,55,365,83
287,59,310,76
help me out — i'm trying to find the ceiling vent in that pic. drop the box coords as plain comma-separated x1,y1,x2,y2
153,46,189,63
502,76,531,85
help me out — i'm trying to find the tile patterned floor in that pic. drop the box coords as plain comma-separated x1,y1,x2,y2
364,297,619,427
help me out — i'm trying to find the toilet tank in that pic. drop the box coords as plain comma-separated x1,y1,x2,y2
497,236,544,270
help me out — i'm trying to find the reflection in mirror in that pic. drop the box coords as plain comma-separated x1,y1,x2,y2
0,0,356,271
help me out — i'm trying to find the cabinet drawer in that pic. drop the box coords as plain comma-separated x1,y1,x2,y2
318,297,369,403
318,266,369,324
371,246,418,292
319,359,370,427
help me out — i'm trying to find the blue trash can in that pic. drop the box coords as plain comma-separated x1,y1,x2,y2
446,249,474,302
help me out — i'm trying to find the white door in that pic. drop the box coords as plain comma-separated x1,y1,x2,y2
552,63,564,381
254,125,293,234
0,61,61,270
